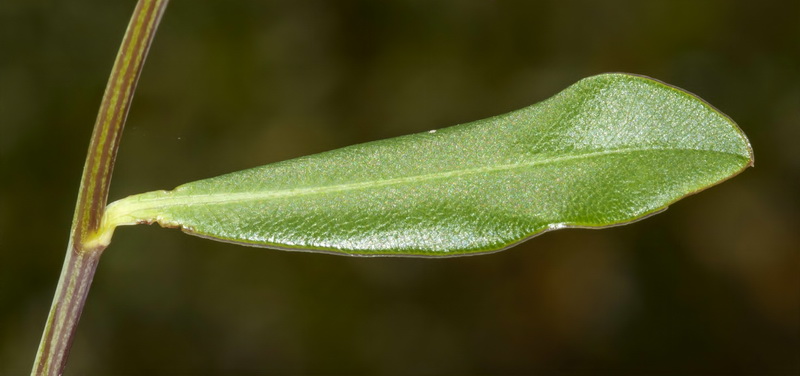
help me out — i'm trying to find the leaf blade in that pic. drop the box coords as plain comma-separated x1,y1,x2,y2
102,73,753,256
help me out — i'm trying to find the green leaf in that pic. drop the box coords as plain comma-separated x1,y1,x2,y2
97,73,753,256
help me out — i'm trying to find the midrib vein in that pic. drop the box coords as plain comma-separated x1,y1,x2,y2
116,147,737,213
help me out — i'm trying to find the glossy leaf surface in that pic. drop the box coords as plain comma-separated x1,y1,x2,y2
100,73,753,256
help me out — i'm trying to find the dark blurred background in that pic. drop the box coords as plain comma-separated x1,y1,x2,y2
1,0,798,374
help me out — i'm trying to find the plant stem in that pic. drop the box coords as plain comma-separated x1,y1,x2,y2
32,1,169,375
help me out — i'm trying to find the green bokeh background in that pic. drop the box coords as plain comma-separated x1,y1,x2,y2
1,1,797,374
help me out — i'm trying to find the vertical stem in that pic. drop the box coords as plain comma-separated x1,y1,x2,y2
32,1,169,375
32,242,103,376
